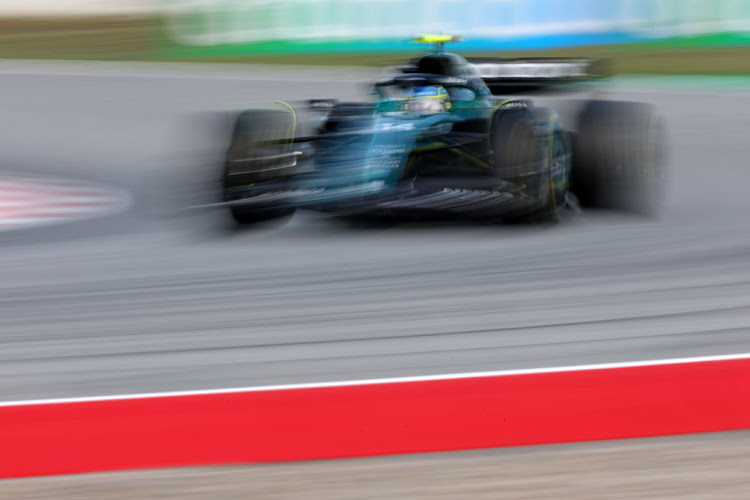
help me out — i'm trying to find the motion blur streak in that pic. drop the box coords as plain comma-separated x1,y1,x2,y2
2,355,749,478
0,173,130,230
0,66,749,404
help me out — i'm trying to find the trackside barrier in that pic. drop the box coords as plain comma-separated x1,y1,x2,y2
159,0,750,53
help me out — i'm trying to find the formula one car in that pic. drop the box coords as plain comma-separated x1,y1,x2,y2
221,36,665,224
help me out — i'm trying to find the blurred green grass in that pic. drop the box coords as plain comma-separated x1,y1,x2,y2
1,16,749,74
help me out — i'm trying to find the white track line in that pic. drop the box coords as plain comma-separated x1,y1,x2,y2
2,352,749,408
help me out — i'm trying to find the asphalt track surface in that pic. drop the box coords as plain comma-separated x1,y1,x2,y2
1,62,749,402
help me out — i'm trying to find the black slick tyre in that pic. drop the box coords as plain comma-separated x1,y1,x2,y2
223,108,297,224
572,100,666,216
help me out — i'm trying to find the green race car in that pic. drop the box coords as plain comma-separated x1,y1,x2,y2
222,36,665,224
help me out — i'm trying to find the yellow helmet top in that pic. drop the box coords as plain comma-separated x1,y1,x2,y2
413,35,463,53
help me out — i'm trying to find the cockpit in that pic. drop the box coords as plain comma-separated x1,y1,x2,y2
406,53,490,96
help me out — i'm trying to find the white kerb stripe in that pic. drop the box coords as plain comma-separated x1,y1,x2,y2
1,352,749,408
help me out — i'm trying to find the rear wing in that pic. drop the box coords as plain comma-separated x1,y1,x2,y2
467,57,609,94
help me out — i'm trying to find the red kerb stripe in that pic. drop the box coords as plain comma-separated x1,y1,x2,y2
1,358,748,478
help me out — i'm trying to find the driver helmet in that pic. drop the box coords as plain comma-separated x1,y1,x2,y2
406,85,451,115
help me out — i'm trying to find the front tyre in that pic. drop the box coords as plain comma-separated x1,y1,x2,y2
492,109,564,223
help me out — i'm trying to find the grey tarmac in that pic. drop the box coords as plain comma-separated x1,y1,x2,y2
0,62,748,495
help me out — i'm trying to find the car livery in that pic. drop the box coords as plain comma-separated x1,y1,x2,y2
221,36,664,224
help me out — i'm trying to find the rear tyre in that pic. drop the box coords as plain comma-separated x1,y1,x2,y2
571,100,666,216
223,108,297,225
228,205,295,225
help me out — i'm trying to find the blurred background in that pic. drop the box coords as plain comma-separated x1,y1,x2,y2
0,0,748,72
